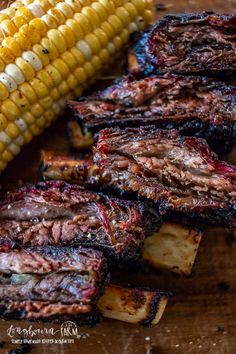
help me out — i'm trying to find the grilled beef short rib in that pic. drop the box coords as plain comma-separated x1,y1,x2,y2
94,127,236,227
0,181,160,260
70,74,236,149
0,246,107,324
128,12,236,75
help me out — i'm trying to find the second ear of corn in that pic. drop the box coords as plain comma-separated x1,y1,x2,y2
0,0,153,172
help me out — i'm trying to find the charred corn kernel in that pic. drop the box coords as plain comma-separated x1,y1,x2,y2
47,29,67,53
10,91,30,111
0,114,7,130
5,122,20,139
58,25,76,48
0,0,152,172
1,99,21,120
19,82,37,103
40,38,59,60
32,44,50,66
15,57,35,81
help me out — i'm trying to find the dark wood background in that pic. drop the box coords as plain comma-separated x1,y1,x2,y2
0,1,236,353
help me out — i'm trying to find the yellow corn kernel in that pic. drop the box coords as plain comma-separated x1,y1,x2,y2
70,47,85,66
29,124,42,135
65,19,83,40
0,161,7,170
30,103,44,117
0,82,9,100
44,109,55,121
82,7,100,29
5,122,20,139
74,13,92,35
36,69,54,89
93,28,109,47
124,3,138,19
116,7,131,26
23,130,33,143
0,114,8,130
40,38,59,60
50,87,60,100
67,74,78,90
2,37,22,57
100,22,115,40
108,15,123,34
41,14,58,29
20,24,41,46
84,61,95,77
47,8,65,25
0,47,15,65
2,150,13,162
56,2,73,18
14,32,31,50
61,51,77,71
29,78,49,99
52,58,70,78
1,99,21,120
16,7,34,23
15,57,35,81
47,29,67,53
74,67,87,84
0,19,18,37
131,0,145,13
19,82,37,103
45,64,62,85
92,2,108,21
58,25,76,48
85,33,101,54
36,115,47,127
144,10,153,24
40,96,53,109
13,15,28,28
98,48,110,63
32,44,50,66
98,0,116,14
22,111,35,125
58,81,69,96
30,18,48,36
91,55,102,71
10,91,30,111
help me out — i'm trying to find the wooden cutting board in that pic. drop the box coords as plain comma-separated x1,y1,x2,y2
0,1,236,353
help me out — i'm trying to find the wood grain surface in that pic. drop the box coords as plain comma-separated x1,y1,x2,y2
0,1,236,353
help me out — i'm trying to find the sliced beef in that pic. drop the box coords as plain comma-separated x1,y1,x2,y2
94,127,236,227
128,12,236,75
0,181,160,260
0,246,107,324
69,74,236,150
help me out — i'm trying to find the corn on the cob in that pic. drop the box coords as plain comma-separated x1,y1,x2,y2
0,0,153,172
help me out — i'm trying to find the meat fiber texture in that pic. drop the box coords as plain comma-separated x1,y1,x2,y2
69,74,236,151
94,126,236,227
0,246,108,324
0,181,160,260
128,12,236,76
